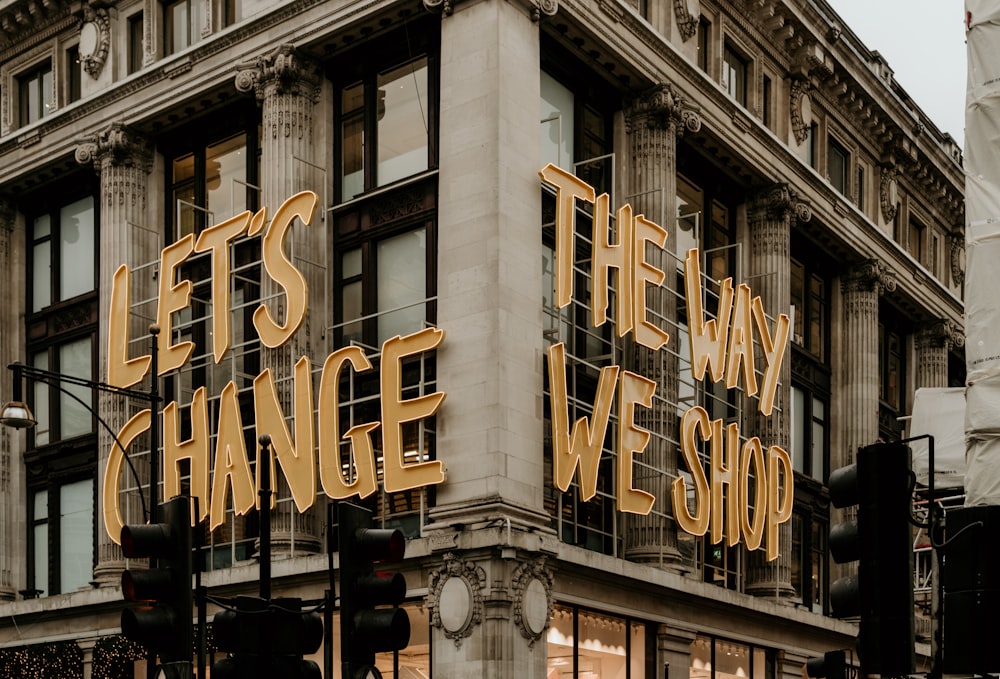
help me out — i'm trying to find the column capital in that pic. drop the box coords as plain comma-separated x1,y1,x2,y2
75,123,152,173
916,319,964,350
842,258,897,296
625,83,701,136
748,183,811,223
423,0,557,20
235,44,321,103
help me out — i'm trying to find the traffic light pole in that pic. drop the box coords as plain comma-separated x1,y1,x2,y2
259,434,272,600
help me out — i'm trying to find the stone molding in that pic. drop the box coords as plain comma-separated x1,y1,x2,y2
426,552,487,648
423,0,557,20
673,0,697,40
511,556,554,648
78,5,110,79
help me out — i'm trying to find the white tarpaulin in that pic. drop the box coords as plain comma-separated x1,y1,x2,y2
910,387,966,489
964,2,1000,505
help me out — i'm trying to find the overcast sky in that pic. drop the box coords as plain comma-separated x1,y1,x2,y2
829,0,967,148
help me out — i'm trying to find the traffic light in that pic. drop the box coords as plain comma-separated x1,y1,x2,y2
804,650,846,679
338,501,410,679
941,504,1000,673
828,441,914,676
120,495,193,668
212,596,323,679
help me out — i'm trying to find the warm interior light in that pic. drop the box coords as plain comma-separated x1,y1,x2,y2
0,400,36,429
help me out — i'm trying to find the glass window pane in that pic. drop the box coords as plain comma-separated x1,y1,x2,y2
811,397,825,482
546,606,574,677
690,636,712,679
42,67,52,116
32,352,50,446
791,387,805,474
60,338,93,439
59,479,93,593
377,58,428,187
33,522,47,592
59,196,95,301
577,610,627,678
341,281,363,346
206,134,247,222
630,622,646,679
540,70,574,169
716,640,751,679
377,228,426,343
342,113,365,200
32,237,50,313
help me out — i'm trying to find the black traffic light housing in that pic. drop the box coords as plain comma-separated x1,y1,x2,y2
805,650,846,679
338,501,410,679
120,495,193,665
828,441,915,677
212,596,323,679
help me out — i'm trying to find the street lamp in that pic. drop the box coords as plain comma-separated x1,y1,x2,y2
0,324,161,521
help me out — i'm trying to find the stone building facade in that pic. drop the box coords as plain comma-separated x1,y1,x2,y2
0,0,964,676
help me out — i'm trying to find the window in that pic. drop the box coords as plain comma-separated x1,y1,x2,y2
697,17,711,72
224,0,241,27
25,185,100,596
805,123,816,168
548,605,649,679
722,44,748,106
164,118,263,569
19,61,53,126
336,30,437,202
791,508,827,612
908,217,926,265
879,319,905,414
690,635,775,679
790,385,827,481
857,164,866,212
828,136,848,195
66,46,82,103
790,258,827,361
540,67,613,195
761,75,772,129
164,0,204,55
128,13,144,74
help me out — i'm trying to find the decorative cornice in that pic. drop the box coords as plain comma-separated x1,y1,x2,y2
426,553,487,648
234,43,321,103
674,0,697,41
842,259,897,296
78,5,110,79
75,122,153,173
624,83,701,136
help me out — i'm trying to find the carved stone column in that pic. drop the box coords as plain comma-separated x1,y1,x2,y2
236,45,323,555
0,199,19,600
743,184,809,599
836,260,895,584
622,83,700,568
915,320,963,389
840,260,896,467
76,123,155,585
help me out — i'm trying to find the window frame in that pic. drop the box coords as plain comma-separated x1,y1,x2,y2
18,59,54,127
722,41,750,107
332,24,440,204
23,180,101,597
827,135,849,195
